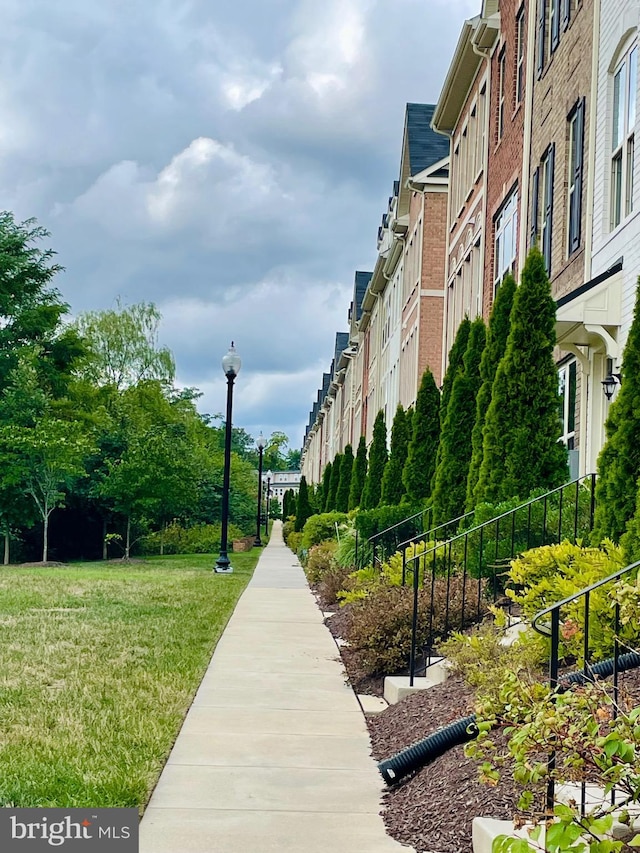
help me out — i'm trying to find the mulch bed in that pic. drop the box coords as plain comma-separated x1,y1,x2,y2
324,604,386,697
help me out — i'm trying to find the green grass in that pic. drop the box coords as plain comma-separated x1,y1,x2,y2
0,550,260,810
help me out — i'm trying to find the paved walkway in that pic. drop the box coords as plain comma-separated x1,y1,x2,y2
139,521,410,853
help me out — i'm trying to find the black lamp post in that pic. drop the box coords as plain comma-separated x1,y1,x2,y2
215,342,241,573
255,432,265,547
264,470,272,537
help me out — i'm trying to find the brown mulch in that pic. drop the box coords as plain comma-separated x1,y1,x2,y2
324,605,386,697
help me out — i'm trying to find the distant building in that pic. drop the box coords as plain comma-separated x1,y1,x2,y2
266,471,301,501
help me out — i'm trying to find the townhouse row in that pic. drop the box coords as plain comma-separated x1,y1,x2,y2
301,0,638,486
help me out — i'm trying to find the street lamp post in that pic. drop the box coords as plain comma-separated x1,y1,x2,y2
215,342,241,573
264,471,272,537
255,432,265,547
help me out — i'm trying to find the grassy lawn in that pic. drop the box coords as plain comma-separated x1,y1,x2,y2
0,549,261,810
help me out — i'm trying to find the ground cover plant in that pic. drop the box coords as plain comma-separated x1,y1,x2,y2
0,550,259,809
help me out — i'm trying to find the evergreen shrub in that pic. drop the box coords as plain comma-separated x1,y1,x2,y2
301,512,348,549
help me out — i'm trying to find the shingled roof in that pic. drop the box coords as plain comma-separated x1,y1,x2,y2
405,103,450,176
354,271,372,321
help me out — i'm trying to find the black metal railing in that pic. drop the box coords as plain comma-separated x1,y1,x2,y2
354,507,433,570
405,474,597,685
532,558,640,815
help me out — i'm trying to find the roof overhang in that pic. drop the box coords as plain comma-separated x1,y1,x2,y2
432,18,482,134
556,261,623,359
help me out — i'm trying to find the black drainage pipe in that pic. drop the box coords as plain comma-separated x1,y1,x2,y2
378,650,640,786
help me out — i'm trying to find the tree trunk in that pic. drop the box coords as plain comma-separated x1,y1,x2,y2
3,525,9,566
102,518,108,561
43,513,49,563
160,521,165,557
125,516,131,560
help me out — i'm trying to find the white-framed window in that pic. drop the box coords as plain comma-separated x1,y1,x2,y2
558,360,577,448
477,83,487,178
516,6,525,105
567,98,585,254
611,44,637,229
498,47,506,140
494,188,518,291
540,144,555,272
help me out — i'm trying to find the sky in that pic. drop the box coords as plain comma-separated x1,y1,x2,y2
1,0,479,453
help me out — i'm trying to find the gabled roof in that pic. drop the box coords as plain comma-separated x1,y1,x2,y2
333,333,349,373
353,271,372,322
405,104,451,175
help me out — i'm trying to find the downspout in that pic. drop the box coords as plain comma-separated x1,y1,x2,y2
430,125,454,382
584,0,601,284
472,38,491,324
518,0,539,276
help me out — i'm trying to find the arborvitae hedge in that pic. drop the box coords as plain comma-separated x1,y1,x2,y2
432,317,486,524
381,405,409,506
294,476,312,532
594,278,640,543
476,247,568,504
466,273,516,510
349,435,368,510
362,411,388,509
320,461,332,512
433,318,471,492
336,444,353,512
403,368,441,502
326,453,342,513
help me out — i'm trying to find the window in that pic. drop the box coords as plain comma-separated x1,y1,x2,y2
516,7,525,105
611,44,637,229
561,0,571,30
537,0,546,76
550,0,560,54
540,144,555,272
477,84,487,177
494,188,518,291
567,98,585,254
498,47,506,140
558,360,577,448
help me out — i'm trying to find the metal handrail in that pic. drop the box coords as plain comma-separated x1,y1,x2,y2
397,510,474,551
366,508,426,544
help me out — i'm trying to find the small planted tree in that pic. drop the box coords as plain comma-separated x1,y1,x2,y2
361,411,388,509
294,476,312,532
466,273,516,510
320,461,332,512
403,368,441,502
381,405,409,506
349,435,368,510
336,444,353,513
326,453,342,513
476,246,568,504
595,279,640,543
432,317,486,524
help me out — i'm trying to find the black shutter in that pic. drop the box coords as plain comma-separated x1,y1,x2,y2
551,0,561,51
543,144,555,273
561,0,571,30
570,99,585,253
537,0,546,76
531,166,540,247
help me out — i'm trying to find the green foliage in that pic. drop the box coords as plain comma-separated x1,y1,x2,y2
381,405,409,506
301,511,349,549
506,540,634,661
467,274,516,510
353,503,426,565
336,444,353,513
594,279,640,544
345,577,486,676
349,435,368,510
326,453,343,513
476,247,568,505
433,317,486,524
282,519,295,544
304,540,338,585
334,523,358,568
403,368,441,503
286,531,303,555
138,521,245,555
441,317,471,419
321,462,333,512
294,476,312,532
361,411,388,509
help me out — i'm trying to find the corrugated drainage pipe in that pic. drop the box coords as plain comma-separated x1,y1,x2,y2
378,650,640,786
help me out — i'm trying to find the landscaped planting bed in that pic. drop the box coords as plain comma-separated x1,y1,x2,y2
0,551,259,810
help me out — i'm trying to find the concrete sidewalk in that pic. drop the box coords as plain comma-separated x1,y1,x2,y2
139,521,410,853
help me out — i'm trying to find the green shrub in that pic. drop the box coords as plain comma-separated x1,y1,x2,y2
334,523,357,568
286,531,303,555
346,576,487,677
301,512,348,549
282,519,295,545
361,411,387,509
316,563,353,609
305,541,338,585
506,540,637,661
138,522,245,555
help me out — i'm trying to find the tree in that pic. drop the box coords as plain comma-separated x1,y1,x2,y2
320,462,332,512
381,405,410,506
294,476,312,532
403,369,441,503
362,411,388,509
285,449,301,470
432,317,486,524
594,279,640,543
476,247,568,504
466,273,516,510
326,453,342,512
336,444,354,512
262,431,290,471
74,300,175,390
349,436,368,510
